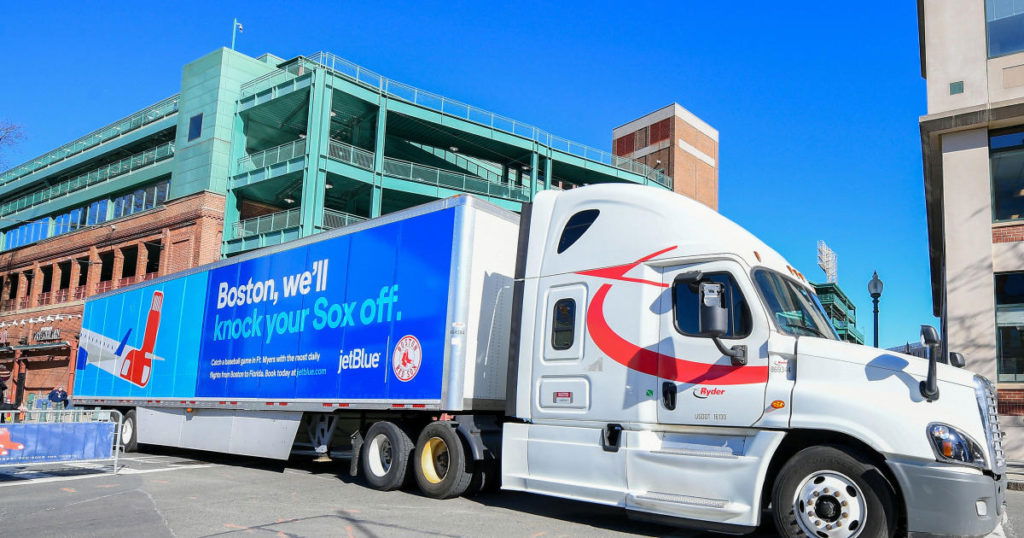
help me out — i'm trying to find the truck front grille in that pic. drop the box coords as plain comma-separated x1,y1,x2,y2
976,376,1006,471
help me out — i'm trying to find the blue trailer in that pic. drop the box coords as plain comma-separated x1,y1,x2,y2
73,196,518,464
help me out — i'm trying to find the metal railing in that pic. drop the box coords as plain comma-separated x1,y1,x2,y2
0,95,180,186
321,209,366,230
327,140,374,170
237,139,307,174
0,409,122,475
0,142,175,216
383,157,530,201
239,59,318,98
306,52,670,188
234,207,367,239
407,142,504,183
233,207,303,238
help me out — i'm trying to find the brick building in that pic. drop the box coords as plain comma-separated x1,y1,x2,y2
0,48,672,405
612,104,719,209
0,192,224,401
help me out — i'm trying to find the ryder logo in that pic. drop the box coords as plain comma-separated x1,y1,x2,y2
692,387,726,399
392,335,422,382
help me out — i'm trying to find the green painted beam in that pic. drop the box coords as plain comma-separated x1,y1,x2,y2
299,70,332,236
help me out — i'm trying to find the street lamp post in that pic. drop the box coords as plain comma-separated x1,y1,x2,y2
868,271,884,348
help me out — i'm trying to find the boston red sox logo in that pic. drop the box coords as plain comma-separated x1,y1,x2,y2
0,427,24,456
392,335,422,382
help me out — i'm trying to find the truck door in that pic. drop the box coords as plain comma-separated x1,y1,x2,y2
656,260,770,427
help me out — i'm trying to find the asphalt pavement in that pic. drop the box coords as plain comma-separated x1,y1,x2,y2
0,448,1018,537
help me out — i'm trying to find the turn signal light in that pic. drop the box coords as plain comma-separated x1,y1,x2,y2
771,400,785,409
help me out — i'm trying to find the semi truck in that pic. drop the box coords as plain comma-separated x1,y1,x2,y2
73,184,1006,537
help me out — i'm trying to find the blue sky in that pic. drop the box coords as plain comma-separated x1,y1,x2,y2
0,2,929,348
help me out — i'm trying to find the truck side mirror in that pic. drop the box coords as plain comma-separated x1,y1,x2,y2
698,282,747,366
949,352,966,368
698,282,729,337
919,325,940,401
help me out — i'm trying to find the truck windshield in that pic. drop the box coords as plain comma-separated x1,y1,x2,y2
753,269,838,340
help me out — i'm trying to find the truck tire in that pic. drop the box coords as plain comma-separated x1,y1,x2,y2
771,445,897,538
361,421,413,491
413,422,474,499
120,409,138,453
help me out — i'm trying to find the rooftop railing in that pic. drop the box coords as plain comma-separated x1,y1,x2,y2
0,95,180,187
304,52,670,188
382,157,530,202
239,60,318,98
0,142,175,217
237,139,307,174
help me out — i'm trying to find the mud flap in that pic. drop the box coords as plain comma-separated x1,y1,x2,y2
349,430,364,477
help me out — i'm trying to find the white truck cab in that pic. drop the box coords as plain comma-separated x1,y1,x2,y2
502,184,1006,537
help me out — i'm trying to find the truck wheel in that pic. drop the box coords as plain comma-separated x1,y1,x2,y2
413,422,474,499
120,410,138,453
361,421,413,491
771,445,897,538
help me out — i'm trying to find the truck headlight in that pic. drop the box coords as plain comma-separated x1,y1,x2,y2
927,423,987,468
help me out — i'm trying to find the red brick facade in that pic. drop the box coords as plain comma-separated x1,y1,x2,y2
612,109,719,210
993,222,1024,243
999,388,1024,416
0,191,224,405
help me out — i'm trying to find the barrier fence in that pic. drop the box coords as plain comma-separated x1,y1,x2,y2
0,409,122,474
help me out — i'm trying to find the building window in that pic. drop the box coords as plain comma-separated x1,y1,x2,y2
996,272,1024,381
649,118,671,144
188,113,203,141
990,127,1024,221
949,81,964,95
987,0,1024,57
551,298,576,350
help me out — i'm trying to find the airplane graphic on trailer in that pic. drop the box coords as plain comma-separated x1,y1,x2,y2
77,291,164,388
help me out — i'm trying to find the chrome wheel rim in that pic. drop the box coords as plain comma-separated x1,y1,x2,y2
366,434,393,477
792,470,866,538
121,418,134,446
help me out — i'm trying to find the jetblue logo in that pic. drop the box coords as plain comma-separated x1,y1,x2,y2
337,348,381,372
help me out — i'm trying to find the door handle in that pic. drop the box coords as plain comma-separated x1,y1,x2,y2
662,381,677,411
602,423,623,452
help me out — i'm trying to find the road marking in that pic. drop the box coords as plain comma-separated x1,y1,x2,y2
0,463,216,487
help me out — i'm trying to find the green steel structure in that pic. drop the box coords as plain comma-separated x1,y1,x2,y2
0,48,669,257
811,282,865,345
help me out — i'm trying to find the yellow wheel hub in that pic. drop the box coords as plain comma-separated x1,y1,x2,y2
420,437,450,484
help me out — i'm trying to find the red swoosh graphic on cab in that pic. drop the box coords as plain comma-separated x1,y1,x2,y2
576,246,676,288
577,246,767,386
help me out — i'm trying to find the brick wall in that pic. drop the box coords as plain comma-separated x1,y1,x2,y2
1000,388,1024,416
993,223,1024,243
